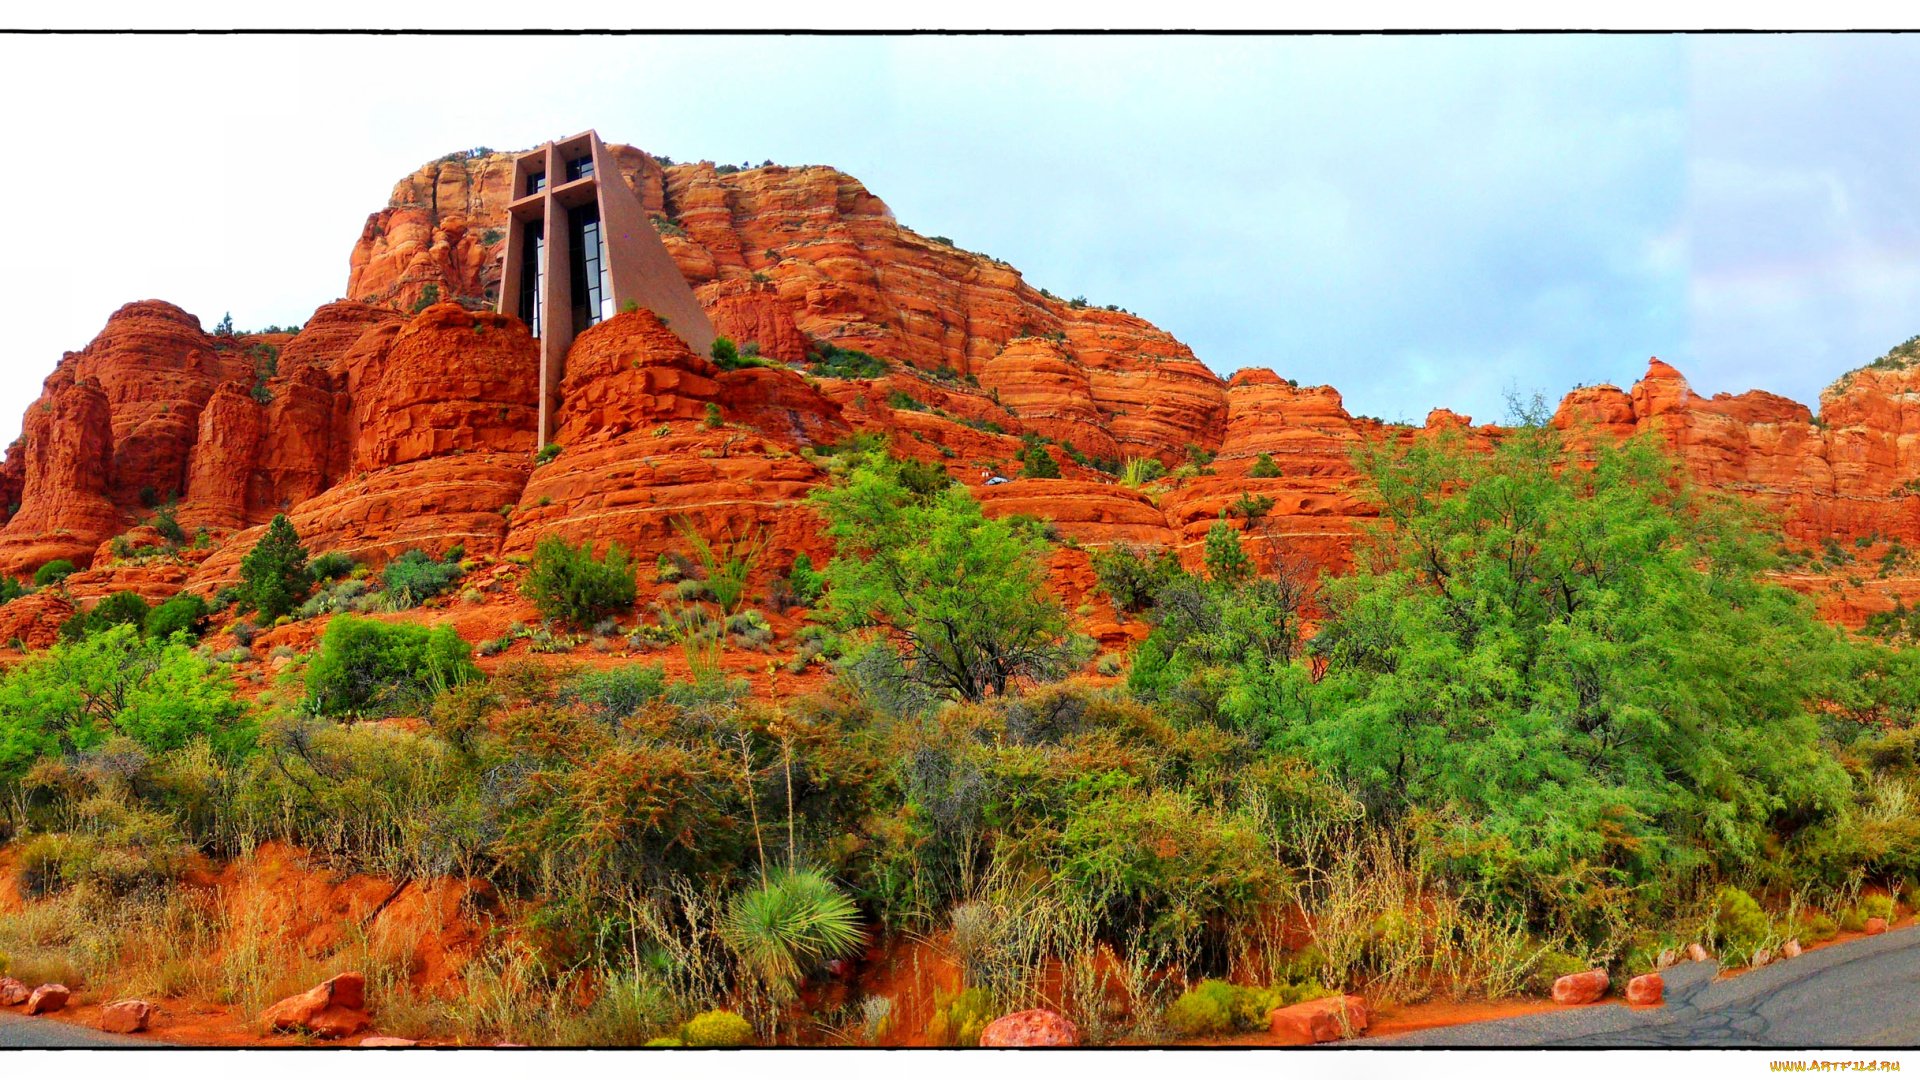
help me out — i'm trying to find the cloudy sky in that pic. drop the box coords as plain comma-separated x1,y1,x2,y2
2,33,1918,444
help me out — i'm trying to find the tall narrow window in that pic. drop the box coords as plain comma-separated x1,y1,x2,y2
565,155,594,181
568,203,608,335
518,220,544,338
526,170,545,196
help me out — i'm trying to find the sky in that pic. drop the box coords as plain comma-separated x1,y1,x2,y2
2,33,1919,445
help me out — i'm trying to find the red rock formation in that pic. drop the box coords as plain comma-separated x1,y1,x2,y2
352,303,539,471
700,279,809,364
0,376,121,572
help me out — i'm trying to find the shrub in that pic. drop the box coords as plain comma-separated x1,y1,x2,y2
809,343,888,380
1091,544,1184,613
723,869,862,997
675,520,768,615
1249,452,1282,478
380,548,464,609
0,577,23,605
145,593,210,642
704,403,723,429
230,620,257,647
152,504,187,546
785,554,824,607
559,664,667,724
680,1010,754,1047
1118,456,1167,488
307,551,357,581
304,615,477,717
926,987,995,1047
0,624,251,785
523,536,638,628
239,514,311,619
1019,444,1060,479
1225,491,1276,523
1715,888,1771,958
885,389,928,413
1164,979,1238,1036
537,443,563,466
34,560,75,587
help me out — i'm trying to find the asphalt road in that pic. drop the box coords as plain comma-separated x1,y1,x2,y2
0,1008,154,1048
1369,923,1920,1048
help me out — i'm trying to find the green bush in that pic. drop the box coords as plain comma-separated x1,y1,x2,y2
1020,444,1060,479
0,624,251,785
239,514,311,619
60,590,152,642
785,553,824,607
1249,452,1282,478
145,593,210,642
522,536,637,628
0,577,24,605
927,987,995,1046
1090,544,1184,613
536,443,563,466
303,615,477,717
810,343,888,380
559,664,666,724
1165,979,1238,1036
680,1010,754,1047
307,551,357,582
33,560,75,587
380,548,464,609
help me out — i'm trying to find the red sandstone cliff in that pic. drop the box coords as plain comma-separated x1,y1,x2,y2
1,145,1917,641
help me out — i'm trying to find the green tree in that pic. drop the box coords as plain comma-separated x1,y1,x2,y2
811,459,1075,701
33,560,75,587
1249,452,1282,478
1202,520,1253,585
1225,426,1858,929
0,624,251,784
239,514,311,619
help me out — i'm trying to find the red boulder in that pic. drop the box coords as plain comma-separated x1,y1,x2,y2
1625,973,1664,1007
100,999,154,1033
978,1009,1080,1047
1551,969,1609,1006
1268,994,1370,1044
0,976,27,1006
25,984,70,1015
1866,917,1890,936
261,971,370,1039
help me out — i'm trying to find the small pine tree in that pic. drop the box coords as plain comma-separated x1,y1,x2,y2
1203,519,1253,586
240,514,312,619
1021,445,1061,480
214,312,234,337
1249,452,1281,479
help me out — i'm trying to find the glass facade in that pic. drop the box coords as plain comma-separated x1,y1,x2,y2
526,170,545,196
518,220,544,338
567,203,612,334
565,154,594,181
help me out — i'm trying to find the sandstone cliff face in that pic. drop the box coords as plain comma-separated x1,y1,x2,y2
6,147,1920,648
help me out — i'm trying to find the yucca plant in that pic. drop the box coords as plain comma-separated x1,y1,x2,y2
1118,456,1166,489
722,868,862,990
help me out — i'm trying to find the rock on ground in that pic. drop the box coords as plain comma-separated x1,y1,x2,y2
261,971,371,1039
1552,969,1609,1006
0,977,27,1006
1626,973,1664,1007
25,984,70,1015
978,1009,1080,1047
100,999,155,1033
1269,995,1370,1044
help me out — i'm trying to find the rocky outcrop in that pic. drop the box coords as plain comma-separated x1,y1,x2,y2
352,303,539,471
261,971,370,1039
0,377,121,573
